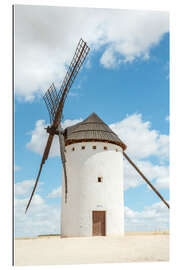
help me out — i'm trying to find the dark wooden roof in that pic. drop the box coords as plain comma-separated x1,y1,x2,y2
64,113,127,150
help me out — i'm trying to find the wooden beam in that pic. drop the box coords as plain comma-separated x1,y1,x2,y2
123,151,170,209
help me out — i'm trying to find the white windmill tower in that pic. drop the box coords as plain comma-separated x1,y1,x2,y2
26,39,169,237
61,112,127,237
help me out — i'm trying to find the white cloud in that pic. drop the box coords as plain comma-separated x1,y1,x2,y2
110,114,169,190
29,194,44,206
100,47,117,68
154,177,169,189
15,6,169,101
15,194,61,237
124,159,169,190
165,115,169,121
99,9,168,67
15,194,44,210
15,179,34,195
47,186,62,198
26,120,59,157
123,159,144,190
62,118,83,129
110,113,169,160
15,179,43,196
125,201,169,232
157,134,169,159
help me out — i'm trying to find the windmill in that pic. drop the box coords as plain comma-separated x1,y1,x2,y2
25,39,90,213
25,38,169,237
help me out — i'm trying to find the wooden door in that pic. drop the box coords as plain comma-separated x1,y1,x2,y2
92,211,106,236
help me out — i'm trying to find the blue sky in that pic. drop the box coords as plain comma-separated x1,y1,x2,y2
14,5,169,237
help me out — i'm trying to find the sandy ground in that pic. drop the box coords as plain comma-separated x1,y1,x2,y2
14,233,169,266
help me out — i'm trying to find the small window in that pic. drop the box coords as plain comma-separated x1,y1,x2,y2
104,146,107,150
98,177,102,182
81,146,85,150
116,149,118,152
92,145,96,149
72,147,75,151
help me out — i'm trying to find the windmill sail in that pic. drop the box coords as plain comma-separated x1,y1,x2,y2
123,152,169,209
25,39,90,213
43,83,59,124
56,38,90,111
25,133,54,213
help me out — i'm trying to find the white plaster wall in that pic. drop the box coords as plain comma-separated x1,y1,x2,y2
61,141,124,237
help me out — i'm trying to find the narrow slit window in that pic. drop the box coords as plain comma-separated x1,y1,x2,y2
104,146,107,150
72,147,75,151
92,145,96,149
81,146,85,150
116,149,118,152
98,177,102,182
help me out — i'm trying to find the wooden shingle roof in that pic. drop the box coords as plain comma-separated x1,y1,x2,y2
64,113,127,150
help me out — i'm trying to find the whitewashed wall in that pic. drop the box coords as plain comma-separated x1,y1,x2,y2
61,141,124,237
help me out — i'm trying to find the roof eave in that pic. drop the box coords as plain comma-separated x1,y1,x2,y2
65,138,127,150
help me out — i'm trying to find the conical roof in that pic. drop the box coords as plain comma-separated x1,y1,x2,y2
64,113,126,150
